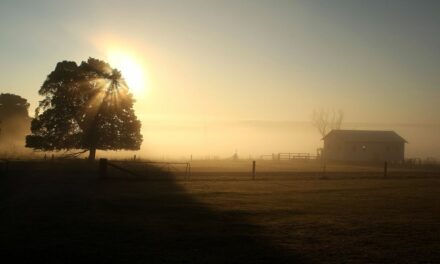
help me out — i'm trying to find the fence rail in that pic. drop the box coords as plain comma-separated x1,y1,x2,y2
259,153,318,160
101,159,192,179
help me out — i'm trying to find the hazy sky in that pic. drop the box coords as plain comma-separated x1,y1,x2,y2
1,0,439,124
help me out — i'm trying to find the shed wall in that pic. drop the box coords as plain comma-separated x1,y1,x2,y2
323,138,404,162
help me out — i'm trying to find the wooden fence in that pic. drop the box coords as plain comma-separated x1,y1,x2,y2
99,159,192,180
260,153,317,160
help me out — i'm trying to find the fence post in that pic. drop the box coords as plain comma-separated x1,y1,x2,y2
188,163,191,180
99,158,108,179
252,160,256,180
185,163,191,180
384,161,388,177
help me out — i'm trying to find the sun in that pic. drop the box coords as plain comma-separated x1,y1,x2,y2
108,52,146,95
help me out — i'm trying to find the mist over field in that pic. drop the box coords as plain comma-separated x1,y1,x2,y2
139,120,440,160
3,118,439,161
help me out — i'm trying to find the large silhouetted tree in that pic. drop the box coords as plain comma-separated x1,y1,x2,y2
26,58,143,160
0,93,31,146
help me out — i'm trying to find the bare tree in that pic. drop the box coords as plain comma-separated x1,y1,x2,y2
312,108,344,138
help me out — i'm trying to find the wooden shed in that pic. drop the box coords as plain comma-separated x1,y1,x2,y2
322,130,407,163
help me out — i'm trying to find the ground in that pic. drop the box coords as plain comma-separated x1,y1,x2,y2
0,160,439,263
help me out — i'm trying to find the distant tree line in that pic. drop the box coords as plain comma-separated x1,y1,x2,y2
0,93,31,149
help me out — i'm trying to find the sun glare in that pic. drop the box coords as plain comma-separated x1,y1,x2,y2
108,51,146,95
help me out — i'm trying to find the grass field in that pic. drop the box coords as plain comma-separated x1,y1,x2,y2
1,160,439,263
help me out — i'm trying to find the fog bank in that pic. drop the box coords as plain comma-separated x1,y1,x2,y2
138,120,440,160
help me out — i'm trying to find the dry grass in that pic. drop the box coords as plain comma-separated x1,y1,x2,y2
180,178,440,263
1,160,439,263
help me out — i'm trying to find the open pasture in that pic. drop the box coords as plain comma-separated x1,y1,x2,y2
0,160,439,263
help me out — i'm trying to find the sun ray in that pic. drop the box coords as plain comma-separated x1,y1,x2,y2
107,51,146,96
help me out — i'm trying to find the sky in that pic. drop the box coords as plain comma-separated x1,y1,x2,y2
1,0,439,158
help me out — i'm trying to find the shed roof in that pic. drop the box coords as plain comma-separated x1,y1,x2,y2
323,130,407,143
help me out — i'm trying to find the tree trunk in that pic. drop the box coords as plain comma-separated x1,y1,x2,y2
88,148,96,161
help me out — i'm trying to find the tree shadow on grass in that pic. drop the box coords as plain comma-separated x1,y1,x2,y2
0,160,304,263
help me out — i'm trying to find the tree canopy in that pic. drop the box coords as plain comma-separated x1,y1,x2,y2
26,58,143,160
0,93,30,119
0,93,31,146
